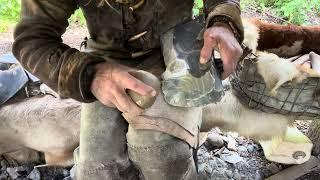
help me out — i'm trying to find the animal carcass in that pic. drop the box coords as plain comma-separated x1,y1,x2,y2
0,96,80,166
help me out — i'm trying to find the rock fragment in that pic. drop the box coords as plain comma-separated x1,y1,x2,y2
206,133,224,148
227,136,237,151
220,151,243,164
6,167,20,179
247,144,255,153
238,146,249,156
27,168,41,180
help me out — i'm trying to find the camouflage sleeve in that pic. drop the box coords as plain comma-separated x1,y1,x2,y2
203,0,244,42
12,0,104,102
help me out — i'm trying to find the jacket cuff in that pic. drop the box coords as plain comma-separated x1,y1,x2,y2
58,51,105,103
205,3,244,43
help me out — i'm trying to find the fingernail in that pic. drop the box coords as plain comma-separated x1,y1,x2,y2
200,57,206,64
150,90,157,97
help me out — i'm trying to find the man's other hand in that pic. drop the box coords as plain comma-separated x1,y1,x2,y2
200,23,243,79
90,62,156,115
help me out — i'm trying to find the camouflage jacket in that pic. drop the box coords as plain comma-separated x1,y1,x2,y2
13,0,243,102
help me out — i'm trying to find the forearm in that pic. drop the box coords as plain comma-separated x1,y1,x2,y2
13,0,104,102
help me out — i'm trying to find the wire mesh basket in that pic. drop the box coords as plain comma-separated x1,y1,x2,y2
230,51,320,120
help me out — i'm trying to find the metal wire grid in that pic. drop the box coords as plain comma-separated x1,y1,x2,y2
230,52,320,119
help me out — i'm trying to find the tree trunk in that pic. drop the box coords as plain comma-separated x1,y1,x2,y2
307,120,320,155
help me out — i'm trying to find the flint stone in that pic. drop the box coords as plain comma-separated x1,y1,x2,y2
213,157,227,168
238,146,248,155
7,167,20,179
210,170,229,179
233,171,242,180
198,164,206,172
68,166,76,180
221,152,243,164
0,160,7,171
204,165,213,174
7,165,33,179
200,151,211,162
225,170,233,178
0,171,9,179
27,166,70,180
255,170,264,180
208,159,216,168
227,136,237,151
27,168,41,180
207,133,224,147
247,144,255,153
161,21,224,107
214,147,225,156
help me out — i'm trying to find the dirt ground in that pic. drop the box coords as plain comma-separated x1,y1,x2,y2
1,7,320,180
0,24,88,57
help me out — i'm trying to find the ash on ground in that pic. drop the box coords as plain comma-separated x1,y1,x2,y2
0,159,70,180
2,126,318,180
197,128,287,180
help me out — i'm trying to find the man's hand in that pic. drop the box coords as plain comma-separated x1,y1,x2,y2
90,62,156,115
200,23,243,79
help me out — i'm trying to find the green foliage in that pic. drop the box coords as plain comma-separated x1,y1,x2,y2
256,0,277,9
240,0,255,9
69,9,86,26
0,0,20,21
0,0,21,32
193,0,204,16
274,0,319,25
0,20,10,32
245,0,320,25
0,0,86,32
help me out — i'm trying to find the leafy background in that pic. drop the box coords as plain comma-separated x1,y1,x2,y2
0,0,319,32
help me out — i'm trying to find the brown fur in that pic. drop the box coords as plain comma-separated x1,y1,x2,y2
250,19,320,57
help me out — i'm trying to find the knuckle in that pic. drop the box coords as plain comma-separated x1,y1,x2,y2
103,99,113,107
116,91,126,99
205,31,217,41
204,30,211,37
120,100,130,110
109,83,117,91
230,46,237,53
209,32,218,39
230,47,241,56
131,82,140,89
